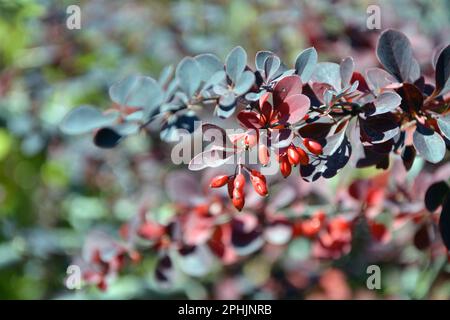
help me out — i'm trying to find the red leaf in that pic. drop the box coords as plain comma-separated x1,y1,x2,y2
273,75,303,105
278,94,310,124
237,110,262,129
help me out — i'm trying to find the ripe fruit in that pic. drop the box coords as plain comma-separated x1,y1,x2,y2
234,173,246,191
210,175,229,188
279,155,292,178
227,177,235,199
296,147,309,165
303,138,323,155
232,188,245,211
287,145,300,166
250,171,268,197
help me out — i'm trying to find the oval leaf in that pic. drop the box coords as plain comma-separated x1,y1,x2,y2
376,29,419,83
372,91,401,115
437,114,450,140
295,47,318,83
60,106,117,135
413,124,446,163
225,46,247,83
425,181,450,212
109,75,163,111
435,44,450,96
176,57,202,97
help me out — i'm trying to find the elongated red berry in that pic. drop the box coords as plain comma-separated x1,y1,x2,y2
227,177,235,199
234,173,246,191
232,188,245,211
303,138,323,155
279,156,292,178
287,145,300,166
251,169,266,183
296,147,309,165
258,144,270,166
250,171,268,197
210,175,229,188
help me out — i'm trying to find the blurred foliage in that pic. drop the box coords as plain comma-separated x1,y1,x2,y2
0,0,449,299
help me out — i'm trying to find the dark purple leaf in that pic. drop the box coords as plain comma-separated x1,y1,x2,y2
439,195,450,250
425,181,450,212
376,29,420,83
93,127,122,148
435,44,450,96
396,83,423,113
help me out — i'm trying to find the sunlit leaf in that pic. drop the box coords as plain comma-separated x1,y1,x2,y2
176,57,202,97
372,91,401,115
295,47,317,83
233,70,255,95
413,124,446,163
225,46,247,83
195,53,223,82
311,62,341,91
340,57,354,87
437,114,450,140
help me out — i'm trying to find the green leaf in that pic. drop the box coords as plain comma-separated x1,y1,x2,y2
413,124,446,163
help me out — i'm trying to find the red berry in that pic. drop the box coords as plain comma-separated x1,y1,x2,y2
301,217,322,237
296,147,309,165
250,169,266,183
250,171,268,197
234,173,246,191
210,175,229,188
138,222,165,241
227,177,235,199
303,138,323,155
258,144,270,165
232,189,245,211
279,155,292,178
287,145,300,166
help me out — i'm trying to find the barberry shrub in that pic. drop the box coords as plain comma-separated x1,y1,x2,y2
61,29,450,290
